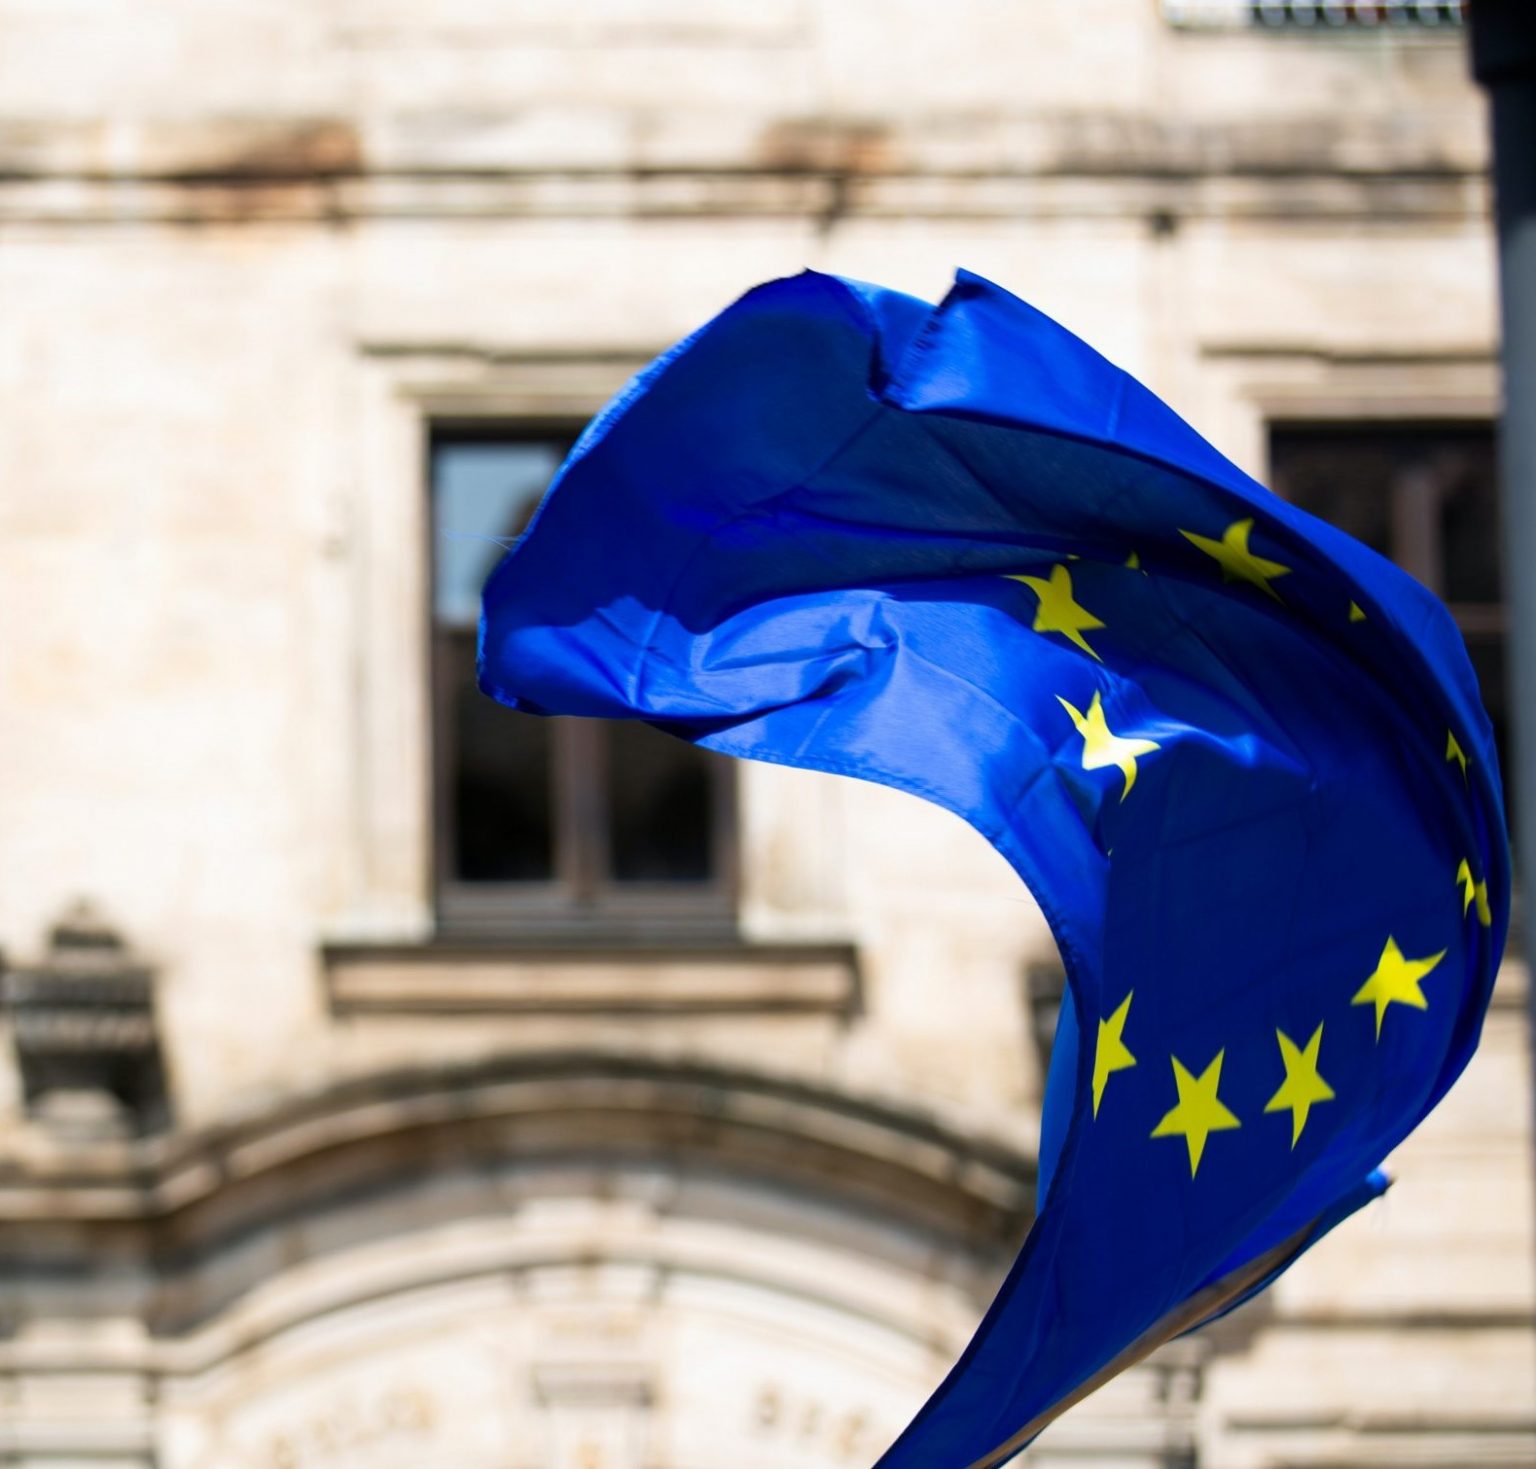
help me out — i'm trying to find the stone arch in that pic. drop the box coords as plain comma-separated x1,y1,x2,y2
1,1054,1039,1469
126,1051,1035,1333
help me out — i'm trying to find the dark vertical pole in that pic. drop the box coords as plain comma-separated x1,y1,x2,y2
1470,7,1536,988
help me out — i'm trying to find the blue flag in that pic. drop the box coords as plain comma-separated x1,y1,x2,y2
478,270,1508,1467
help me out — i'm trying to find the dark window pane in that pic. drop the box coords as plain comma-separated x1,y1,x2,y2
441,631,555,881
1464,633,1513,820
1271,422,1508,831
1270,434,1395,562
433,440,565,627
1439,444,1502,604
432,435,571,888
1271,426,1499,599
606,721,715,882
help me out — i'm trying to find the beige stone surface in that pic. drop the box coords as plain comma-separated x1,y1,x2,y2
0,2,1529,1465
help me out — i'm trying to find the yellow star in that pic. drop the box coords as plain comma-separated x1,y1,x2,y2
1008,563,1105,661
1264,1024,1335,1147
1125,550,1143,572
1180,518,1291,600
1092,992,1137,1118
1348,600,1366,623
1446,729,1468,779
1056,690,1160,801
1456,859,1492,927
1151,1050,1241,1177
1351,936,1446,1040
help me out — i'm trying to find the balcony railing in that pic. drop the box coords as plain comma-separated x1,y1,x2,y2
1163,0,1465,27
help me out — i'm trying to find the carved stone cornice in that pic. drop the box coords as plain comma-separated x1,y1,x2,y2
0,1050,1037,1337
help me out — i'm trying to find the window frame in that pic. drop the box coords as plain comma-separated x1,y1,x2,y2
1266,418,1508,825
1266,418,1503,637
428,419,740,941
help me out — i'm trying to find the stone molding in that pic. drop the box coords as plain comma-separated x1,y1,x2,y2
323,939,860,1015
0,1051,1036,1333
0,168,1489,229
0,109,1486,182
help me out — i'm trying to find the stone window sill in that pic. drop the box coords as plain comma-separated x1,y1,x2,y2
322,938,861,1016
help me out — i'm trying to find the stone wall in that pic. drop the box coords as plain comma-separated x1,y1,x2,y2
0,3,1528,1465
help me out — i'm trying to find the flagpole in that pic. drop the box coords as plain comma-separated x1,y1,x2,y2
1468,2,1536,1139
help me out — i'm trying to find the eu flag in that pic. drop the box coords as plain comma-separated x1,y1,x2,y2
478,270,1508,1467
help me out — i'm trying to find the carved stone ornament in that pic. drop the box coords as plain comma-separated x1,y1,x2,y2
1,900,167,1138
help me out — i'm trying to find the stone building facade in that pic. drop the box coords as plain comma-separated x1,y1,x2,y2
0,1,1530,1465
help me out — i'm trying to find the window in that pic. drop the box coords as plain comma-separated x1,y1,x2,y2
430,427,737,935
1269,423,1507,812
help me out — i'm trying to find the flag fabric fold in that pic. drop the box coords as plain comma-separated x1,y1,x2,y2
477,269,1508,1467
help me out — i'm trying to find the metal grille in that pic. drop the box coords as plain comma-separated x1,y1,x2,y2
1164,1,1465,26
